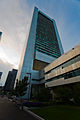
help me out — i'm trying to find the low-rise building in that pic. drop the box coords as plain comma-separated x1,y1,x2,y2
44,44,80,88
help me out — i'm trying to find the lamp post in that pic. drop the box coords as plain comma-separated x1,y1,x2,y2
26,73,31,100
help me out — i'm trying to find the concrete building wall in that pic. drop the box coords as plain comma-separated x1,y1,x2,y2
44,44,80,73
45,76,80,88
45,61,80,80
35,50,56,63
45,44,80,88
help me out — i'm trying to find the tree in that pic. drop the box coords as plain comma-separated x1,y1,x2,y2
54,86,72,103
36,87,51,102
72,83,80,104
14,76,28,97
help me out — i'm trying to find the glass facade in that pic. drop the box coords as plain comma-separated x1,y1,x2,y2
0,32,2,36
35,12,61,58
0,72,2,79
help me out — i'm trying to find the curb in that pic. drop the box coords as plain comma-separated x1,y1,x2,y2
23,106,45,120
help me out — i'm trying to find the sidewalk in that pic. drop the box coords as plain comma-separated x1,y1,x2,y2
0,96,38,120
23,106,45,120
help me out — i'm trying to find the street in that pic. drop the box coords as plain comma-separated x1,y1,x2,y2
0,96,38,120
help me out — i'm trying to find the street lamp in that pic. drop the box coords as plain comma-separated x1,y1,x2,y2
26,73,31,80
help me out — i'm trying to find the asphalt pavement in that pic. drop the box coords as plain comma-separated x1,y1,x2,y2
0,96,38,120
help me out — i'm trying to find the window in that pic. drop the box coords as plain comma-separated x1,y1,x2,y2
35,12,61,58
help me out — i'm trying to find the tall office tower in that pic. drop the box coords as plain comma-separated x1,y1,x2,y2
0,32,2,41
16,7,64,99
0,72,2,79
4,69,17,91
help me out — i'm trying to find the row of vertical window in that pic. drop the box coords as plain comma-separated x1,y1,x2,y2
36,49,58,58
35,44,60,54
36,13,60,54
36,38,58,45
36,40,60,49
36,42,60,51
35,43,61,55
36,36,58,44
36,33,57,42
35,12,61,58
35,47,60,58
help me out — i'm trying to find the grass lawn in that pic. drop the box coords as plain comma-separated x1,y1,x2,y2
31,105,80,120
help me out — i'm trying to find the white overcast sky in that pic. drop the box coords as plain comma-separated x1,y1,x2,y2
0,0,80,85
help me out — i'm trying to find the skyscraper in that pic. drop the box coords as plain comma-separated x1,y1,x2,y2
4,69,17,91
0,32,2,41
0,72,2,79
16,7,64,99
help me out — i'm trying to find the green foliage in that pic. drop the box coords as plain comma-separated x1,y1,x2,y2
36,87,51,102
0,88,5,95
14,76,28,97
54,83,80,105
72,83,80,104
54,86,72,103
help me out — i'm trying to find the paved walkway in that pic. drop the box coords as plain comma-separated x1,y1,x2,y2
0,96,38,120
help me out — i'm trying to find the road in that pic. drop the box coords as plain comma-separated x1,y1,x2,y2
0,96,38,120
